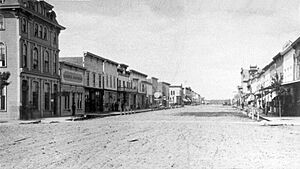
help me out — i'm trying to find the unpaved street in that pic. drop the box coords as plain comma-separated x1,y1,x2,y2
1,105,300,169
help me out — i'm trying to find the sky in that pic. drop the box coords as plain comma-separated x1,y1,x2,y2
48,0,300,99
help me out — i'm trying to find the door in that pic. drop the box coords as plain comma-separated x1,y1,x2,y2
21,80,28,119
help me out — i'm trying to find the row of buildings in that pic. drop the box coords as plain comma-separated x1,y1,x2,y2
233,38,300,116
0,0,202,120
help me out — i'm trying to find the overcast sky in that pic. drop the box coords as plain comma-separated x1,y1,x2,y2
48,0,300,99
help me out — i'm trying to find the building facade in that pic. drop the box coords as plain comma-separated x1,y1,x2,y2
103,57,119,112
0,0,64,120
158,82,170,107
117,64,135,111
59,61,85,116
130,70,147,109
169,85,183,106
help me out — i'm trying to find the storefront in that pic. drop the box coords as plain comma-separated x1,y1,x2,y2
103,90,118,112
60,61,85,116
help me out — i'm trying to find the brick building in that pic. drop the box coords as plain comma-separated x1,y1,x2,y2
0,0,64,120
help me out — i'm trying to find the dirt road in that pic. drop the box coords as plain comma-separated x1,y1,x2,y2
1,105,299,169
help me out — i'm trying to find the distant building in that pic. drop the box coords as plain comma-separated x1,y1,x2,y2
117,64,134,111
130,69,147,109
158,82,170,107
149,77,159,108
169,85,184,106
0,0,65,120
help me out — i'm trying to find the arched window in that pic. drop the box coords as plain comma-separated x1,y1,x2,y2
39,25,43,38
0,14,4,30
34,23,38,37
22,44,27,68
44,51,49,72
43,27,47,40
32,48,38,70
22,18,27,33
0,42,6,67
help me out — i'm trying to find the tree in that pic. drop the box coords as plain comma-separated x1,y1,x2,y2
271,72,285,117
0,71,10,96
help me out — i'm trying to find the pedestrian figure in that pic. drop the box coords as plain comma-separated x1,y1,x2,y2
72,102,76,116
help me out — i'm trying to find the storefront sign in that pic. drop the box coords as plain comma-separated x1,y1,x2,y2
62,70,83,85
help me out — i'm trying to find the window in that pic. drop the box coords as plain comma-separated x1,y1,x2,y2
106,75,108,87
110,75,112,88
113,76,116,88
0,0,5,4
0,42,6,67
64,94,69,109
98,75,101,88
32,48,38,70
34,23,38,37
32,82,39,110
21,18,27,33
86,72,90,86
0,14,4,30
53,32,57,45
118,80,121,87
77,93,82,109
22,44,27,68
39,25,43,38
44,51,49,72
53,53,57,74
93,73,96,87
123,81,125,88
43,27,47,40
44,83,50,110
0,86,6,111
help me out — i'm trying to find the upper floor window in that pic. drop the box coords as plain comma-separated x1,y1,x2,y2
98,75,101,88
32,48,39,70
44,51,49,73
39,25,43,38
0,42,6,67
53,33,57,45
113,76,116,88
34,23,38,37
43,27,47,40
110,75,112,88
21,18,27,33
86,72,90,86
53,53,57,74
0,0,5,4
22,43,27,68
0,14,4,30
93,73,96,87
106,75,108,87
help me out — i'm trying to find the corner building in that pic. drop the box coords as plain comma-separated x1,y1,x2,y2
0,0,65,120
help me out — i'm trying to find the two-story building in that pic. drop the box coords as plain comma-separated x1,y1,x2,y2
103,57,119,112
130,69,147,109
158,82,170,107
117,64,135,111
59,61,85,116
60,52,105,113
169,85,183,106
0,0,65,120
